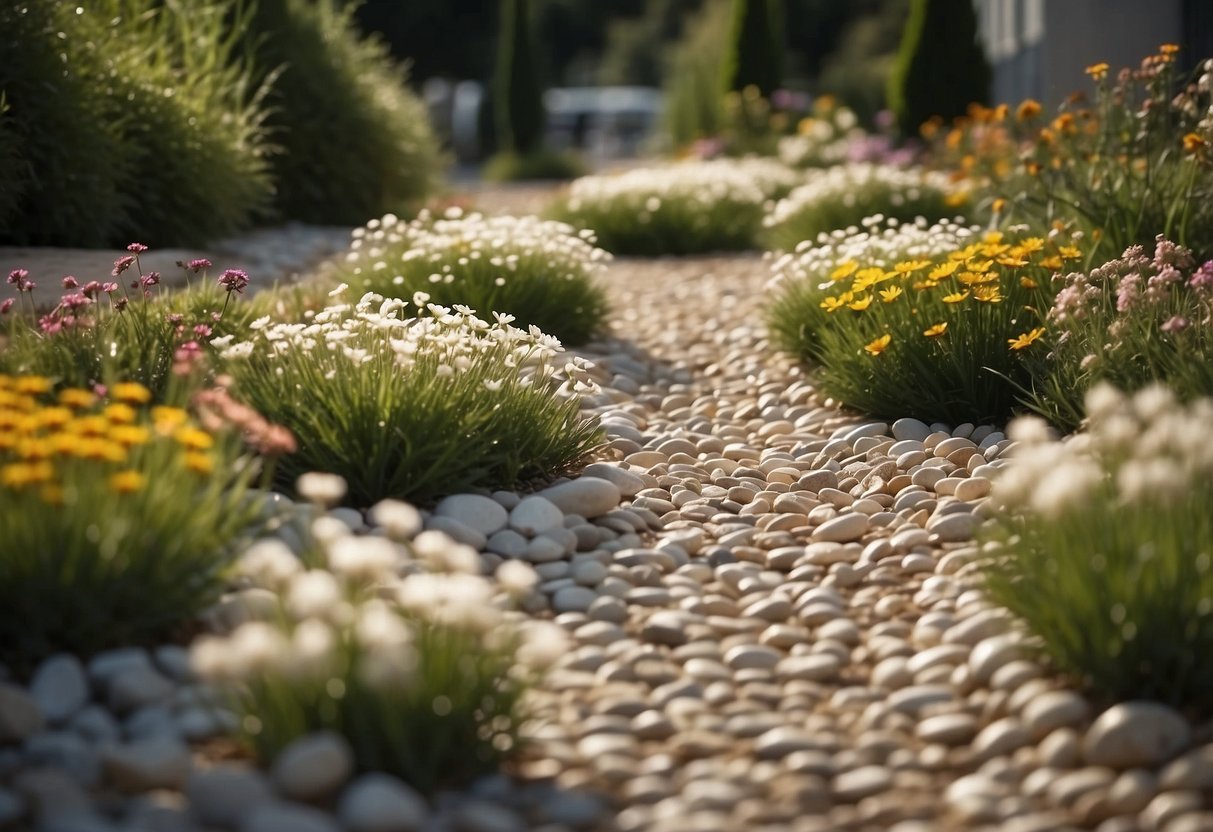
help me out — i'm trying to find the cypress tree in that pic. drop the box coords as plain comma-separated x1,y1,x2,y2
722,0,784,98
495,0,545,155
887,0,991,138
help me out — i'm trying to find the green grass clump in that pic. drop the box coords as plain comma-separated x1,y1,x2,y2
763,162,964,252
0,377,262,670
240,0,443,225
482,149,586,182
768,226,1078,424
193,515,567,793
336,210,610,346
1021,237,1213,431
983,385,1213,707
215,290,602,506
551,160,773,255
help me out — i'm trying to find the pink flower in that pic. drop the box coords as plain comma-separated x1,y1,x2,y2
62,276,79,289
7,268,28,286
126,243,149,254
114,297,129,312
1161,315,1190,332
184,258,212,273
139,272,161,289
1190,261,1213,291
165,313,184,325
0,299,13,314
1115,274,1142,312
59,293,91,310
101,282,118,294
38,314,62,334
112,255,136,276
194,324,213,337
217,268,249,294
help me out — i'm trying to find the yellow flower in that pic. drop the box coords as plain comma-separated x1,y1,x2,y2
103,403,138,425
185,452,214,475
36,407,73,430
852,267,886,292
996,256,1029,268
57,388,96,409
893,260,932,275
958,271,997,286
174,427,215,451
69,416,111,438
848,295,873,311
109,425,151,448
1008,327,1046,350
1183,133,1206,154
152,406,189,431
820,296,847,313
966,259,994,272
111,382,152,405
942,290,970,304
972,285,1003,303
1085,62,1109,80
830,260,859,282
1160,43,1180,56
1020,276,1039,289
1,463,36,489
879,286,903,303
14,376,52,395
1017,99,1042,121
109,469,145,494
1015,237,1045,254
1039,255,1064,271
75,438,127,463
929,261,961,280
992,198,1007,214
1058,245,1082,260
945,190,970,208
864,334,891,356
923,322,948,338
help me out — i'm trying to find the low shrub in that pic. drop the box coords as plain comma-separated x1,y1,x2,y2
1022,237,1213,430
192,505,568,792
763,162,964,251
482,149,586,183
769,227,1079,424
0,377,265,669
1,250,259,403
776,97,866,169
214,290,602,505
241,0,443,225
334,210,610,346
983,385,1213,706
551,160,774,255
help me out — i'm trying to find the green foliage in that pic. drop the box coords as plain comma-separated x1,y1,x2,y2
242,0,443,225
0,379,262,671
496,0,546,155
216,293,602,506
983,386,1213,706
482,149,586,182
662,0,730,146
722,0,784,97
334,211,610,346
0,94,29,233
816,0,909,125
887,0,989,138
1021,238,1213,432
193,521,565,793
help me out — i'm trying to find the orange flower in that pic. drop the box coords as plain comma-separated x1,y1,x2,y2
1085,62,1109,80
992,198,1007,214
864,334,891,356
1017,99,1042,121
109,470,145,494
1183,133,1206,154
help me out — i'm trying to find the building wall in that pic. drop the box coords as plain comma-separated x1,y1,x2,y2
977,0,1183,107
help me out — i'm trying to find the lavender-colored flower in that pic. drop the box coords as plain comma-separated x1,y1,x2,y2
126,243,149,254
218,268,250,294
186,258,212,273
112,255,136,276
62,276,79,289
1161,315,1190,332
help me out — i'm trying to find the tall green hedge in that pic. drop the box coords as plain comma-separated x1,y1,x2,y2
887,0,990,137
495,0,546,154
241,0,443,225
721,0,784,97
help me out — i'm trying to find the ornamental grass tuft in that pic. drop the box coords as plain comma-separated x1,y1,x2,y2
1022,236,1213,431
192,506,568,792
214,290,602,506
334,210,610,346
0,377,265,670
550,159,792,255
763,162,964,251
768,223,1080,424
982,385,1213,707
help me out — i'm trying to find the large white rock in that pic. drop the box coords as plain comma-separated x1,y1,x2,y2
270,732,355,801
30,655,90,724
507,496,564,536
538,478,621,518
581,463,645,497
337,773,429,832
432,494,508,536
1082,701,1191,769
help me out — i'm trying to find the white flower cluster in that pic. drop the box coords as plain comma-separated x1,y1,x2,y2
564,159,771,215
191,492,570,692
776,105,863,168
724,156,804,199
215,290,598,396
767,216,982,291
763,163,961,229
341,208,611,288
993,384,1213,518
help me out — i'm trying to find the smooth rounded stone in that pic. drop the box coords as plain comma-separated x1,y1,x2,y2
30,655,90,724
508,496,564,536
69,706,120,744
906,644,969,677
0,682,45,742
832,765,894,801
804,542,860,567
125,704,180,740
186,765,275,828
910,467,946,490
811,513,869,544
953,477,992,502
433,494,509,536
660,528,705,555
0,789,21,827
900,553,935,574
1102,769,1158,816
1162,812,1213,832
927,512,978,542
88,647,154,684
840,422,889,443
1082,702,1191,769
337,773,428,832
241,801,342,832
969,634,1023,684
13,766,94,821
915,713,979,745
552,586,599,614
723,645,781,671
816,618,860,646
1038,728,1083,768
776,654,842,683
641,612,692,647
682,658,731,683
423,516,487,550
101,737,192,792
1022,690,1092,739
570,559,608,587
933,437,977,458
153,645,193,683
888,527,930,551
587,596,627,623
754,727,821,759
817,488,854,509
270,732,354,801
887,685,954,716
486,529,529,558
24,731,100,786
1159,745,1213,790
540,478,622,519
520,535,565,564
742,596,793,622
971,717,1032,760
583,462,646,497
871,657,913,690
632,710,676,741
1046,766,1116,808
893,419,932,442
